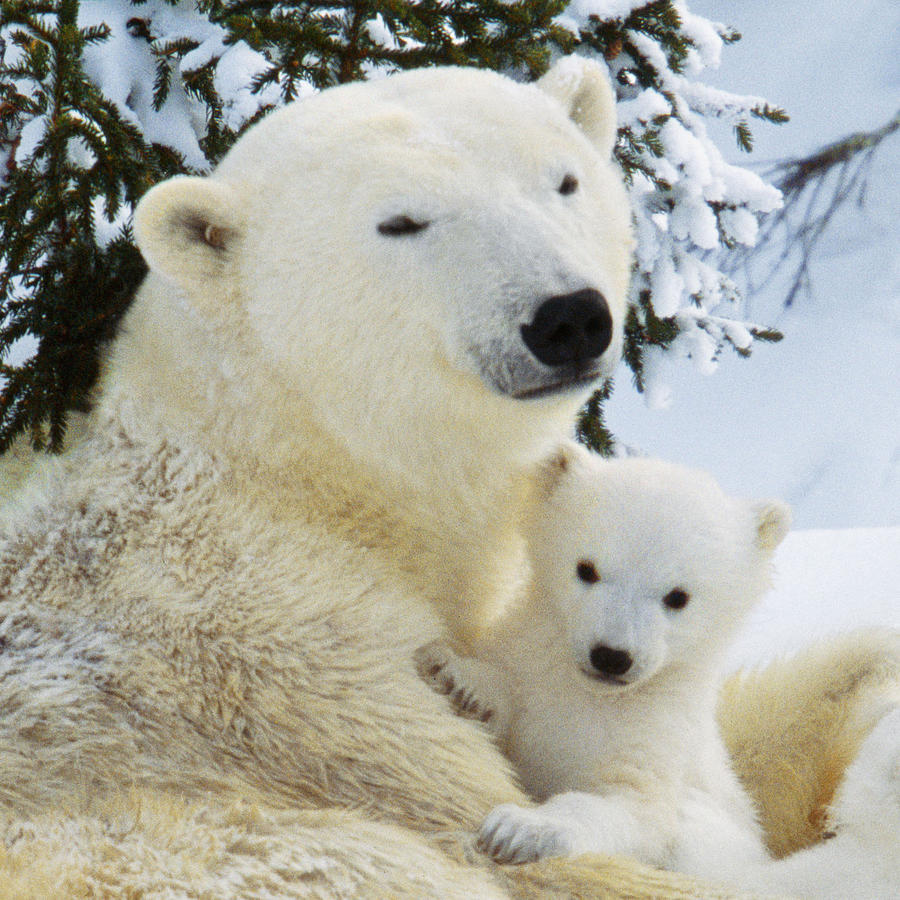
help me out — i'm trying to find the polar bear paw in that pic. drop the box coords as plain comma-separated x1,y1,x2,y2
414,640,497,724
477,803,576,864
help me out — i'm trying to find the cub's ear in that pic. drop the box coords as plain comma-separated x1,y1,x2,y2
134,176,242,289
531,441,582,498
752,500,792,553
537,56,618,158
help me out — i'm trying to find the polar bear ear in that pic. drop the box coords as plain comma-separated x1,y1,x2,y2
752,500,792,553
537,56,618,158
134,176,242,289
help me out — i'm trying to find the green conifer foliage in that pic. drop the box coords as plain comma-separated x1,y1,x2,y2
0,0,181,450
1,1,786,456
220,1,570,91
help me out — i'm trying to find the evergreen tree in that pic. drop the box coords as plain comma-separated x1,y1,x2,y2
1,1,786,455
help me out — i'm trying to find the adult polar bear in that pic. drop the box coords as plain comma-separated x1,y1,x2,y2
0,59,894,898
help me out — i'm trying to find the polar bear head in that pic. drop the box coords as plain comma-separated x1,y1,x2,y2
524,443,791,688
132,60,633,484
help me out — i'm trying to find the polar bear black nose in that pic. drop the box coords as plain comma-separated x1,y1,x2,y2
589,645,633,678
520,288,613,367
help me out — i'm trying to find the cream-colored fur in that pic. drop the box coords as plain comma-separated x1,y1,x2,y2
0,60,725,898
0,439,32,509
720,627,900,858
0,59,894,898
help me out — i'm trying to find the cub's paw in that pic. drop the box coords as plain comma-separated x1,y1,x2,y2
413,640,495,723
477,803,574,864
414,640,459,694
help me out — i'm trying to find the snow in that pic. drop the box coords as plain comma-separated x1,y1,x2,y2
78,1,211,171
556,1,649,35
0,334,38,372
675,1,723,70
77,1,278,168
727,527,899,670
617,88,670,126
718,207,757,247
14,116,46,163
91,196,131,248
213,41,286,130
577,6,794,391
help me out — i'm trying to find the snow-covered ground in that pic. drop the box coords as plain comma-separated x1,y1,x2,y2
603,0,898,655
726,527,898,670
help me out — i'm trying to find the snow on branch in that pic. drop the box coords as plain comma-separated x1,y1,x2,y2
563,2,788,408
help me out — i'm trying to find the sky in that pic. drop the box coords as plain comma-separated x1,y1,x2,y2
605,0,899,532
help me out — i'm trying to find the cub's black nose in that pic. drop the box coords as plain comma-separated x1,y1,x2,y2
520,288,613,367
589,645,633,678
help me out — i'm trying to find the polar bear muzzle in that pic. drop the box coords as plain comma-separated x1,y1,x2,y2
489,286,613,399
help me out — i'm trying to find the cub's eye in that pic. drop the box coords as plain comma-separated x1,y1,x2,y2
576,560,599,584
663,588,690,610
558,174,579,196
377,215,430,237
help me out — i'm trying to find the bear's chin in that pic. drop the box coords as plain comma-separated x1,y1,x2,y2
581,669,632,688
579,664,657,691
510,372,603,400
500,360,607,400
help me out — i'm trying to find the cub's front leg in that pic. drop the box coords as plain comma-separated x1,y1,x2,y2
479,791,676,869
414,640,511,735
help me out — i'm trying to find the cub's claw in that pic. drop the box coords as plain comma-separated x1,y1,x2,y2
478,803,574,864
414,640,458,694
414,640,496,723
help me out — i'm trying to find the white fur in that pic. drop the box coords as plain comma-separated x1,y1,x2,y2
418,444,900,897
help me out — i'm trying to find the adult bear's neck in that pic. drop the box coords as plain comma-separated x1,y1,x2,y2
256,412,547,645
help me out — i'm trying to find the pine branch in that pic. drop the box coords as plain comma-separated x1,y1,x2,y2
0,1,177,451
576,379,615,456
777,111,898,193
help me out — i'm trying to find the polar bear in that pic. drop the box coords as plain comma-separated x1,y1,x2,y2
416,445,792,871
0,57,896,897
0,59,713,898
416,443,900,898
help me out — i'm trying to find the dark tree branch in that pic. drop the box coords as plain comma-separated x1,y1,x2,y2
723,111,899,308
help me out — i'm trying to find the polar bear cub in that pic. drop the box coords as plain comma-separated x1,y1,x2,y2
416,442,791,881
417,444,900,896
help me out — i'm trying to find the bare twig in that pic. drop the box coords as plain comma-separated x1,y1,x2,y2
723,110,899,308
